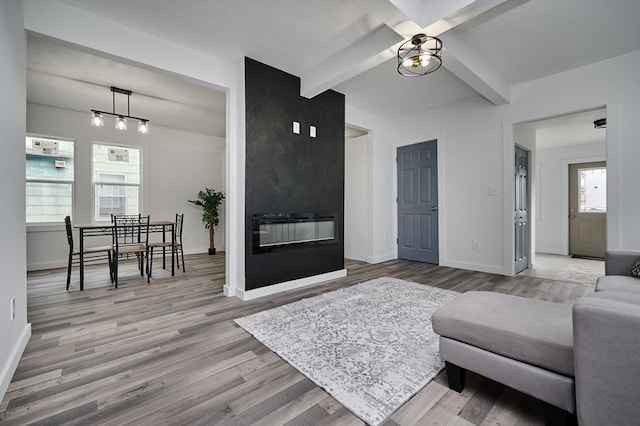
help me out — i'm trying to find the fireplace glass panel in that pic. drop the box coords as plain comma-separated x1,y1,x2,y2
253,214,336,253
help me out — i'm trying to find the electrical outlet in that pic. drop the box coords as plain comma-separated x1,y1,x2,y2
472,240,480,250
293,121,300,134
10,297,16,320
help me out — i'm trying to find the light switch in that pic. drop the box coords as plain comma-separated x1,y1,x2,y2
310,126,316,138
293,121,300,134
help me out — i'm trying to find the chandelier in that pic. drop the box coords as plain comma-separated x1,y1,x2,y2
397,33,442,77
90,86,150,134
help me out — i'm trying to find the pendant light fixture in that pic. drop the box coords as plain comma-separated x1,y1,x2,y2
91,86,150,134
397,33,442,77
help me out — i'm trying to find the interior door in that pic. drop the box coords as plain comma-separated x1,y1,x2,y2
569,162,606,258
514,146,529,274
397,140,438,263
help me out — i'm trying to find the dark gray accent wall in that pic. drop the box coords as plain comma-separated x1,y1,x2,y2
245,57,345,290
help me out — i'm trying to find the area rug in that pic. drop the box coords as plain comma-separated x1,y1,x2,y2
234,277,458,425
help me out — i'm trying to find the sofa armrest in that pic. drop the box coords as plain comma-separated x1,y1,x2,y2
605,249,640,275
573,297,640,426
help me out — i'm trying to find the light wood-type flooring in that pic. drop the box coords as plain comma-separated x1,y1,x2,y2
1,253,592,425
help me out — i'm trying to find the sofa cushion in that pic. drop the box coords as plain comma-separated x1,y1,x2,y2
595,275,640,294
432,291,574,376
588,291,640,306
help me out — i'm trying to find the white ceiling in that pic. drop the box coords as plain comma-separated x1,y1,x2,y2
27,0,640,139
527,108,607,150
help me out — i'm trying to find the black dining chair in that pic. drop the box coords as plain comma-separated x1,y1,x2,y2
148,213,186,280
65,216,113,290
111,214,149,288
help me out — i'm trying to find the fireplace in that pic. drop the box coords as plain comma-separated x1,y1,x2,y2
252,213,337,254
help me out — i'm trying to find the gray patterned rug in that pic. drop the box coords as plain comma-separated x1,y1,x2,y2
234,277,458,425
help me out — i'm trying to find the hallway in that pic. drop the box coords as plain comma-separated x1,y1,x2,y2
518,253,604,285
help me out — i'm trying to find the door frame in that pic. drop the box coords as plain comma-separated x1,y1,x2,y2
503,100,617,276
514,144,531,273
393,136,444,262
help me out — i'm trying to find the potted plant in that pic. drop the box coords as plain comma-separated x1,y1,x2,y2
188,188,225,255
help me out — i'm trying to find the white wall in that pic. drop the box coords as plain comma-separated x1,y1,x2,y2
0,0,31,402
535,141,606,255
344,134,370,261
26,103,225,270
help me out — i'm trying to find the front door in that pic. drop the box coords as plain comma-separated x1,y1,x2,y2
397,141,438,263
514,146,529,274
569,162,606,258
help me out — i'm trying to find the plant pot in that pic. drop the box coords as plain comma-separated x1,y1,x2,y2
208,248,216,255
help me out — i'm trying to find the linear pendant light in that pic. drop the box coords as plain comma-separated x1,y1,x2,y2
91,86,149,134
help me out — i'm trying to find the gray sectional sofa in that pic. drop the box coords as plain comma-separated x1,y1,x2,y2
432,249,640,426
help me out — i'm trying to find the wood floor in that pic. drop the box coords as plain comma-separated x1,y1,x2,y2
0,254,592,425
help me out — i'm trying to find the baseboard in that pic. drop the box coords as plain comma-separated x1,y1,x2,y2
233,269,348,301
344,251,367,262
536,248,566,256
27,260,67,271
440,259,505,275
366,253,395,264
0,323,31,402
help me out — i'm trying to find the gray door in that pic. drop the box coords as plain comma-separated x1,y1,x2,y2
397,141,438,263
569,162,606,258
514,146,529,273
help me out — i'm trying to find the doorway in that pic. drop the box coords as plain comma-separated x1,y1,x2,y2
397,140,438,263
516,107,607,280
514,145,530,274
568,161,606,258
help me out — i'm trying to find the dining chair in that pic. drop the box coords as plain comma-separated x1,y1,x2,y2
148,213,185,280
174,213,185,272
65,216,113,290
112,214,149,288
111,213,142,246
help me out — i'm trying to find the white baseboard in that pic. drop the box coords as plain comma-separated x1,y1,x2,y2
535,248,566,256
344,251,367,262
440,259,505,275
231,269,348,301
0,323,31,402
366,253,395,264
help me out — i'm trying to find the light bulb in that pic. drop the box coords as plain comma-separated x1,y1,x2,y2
138,120,149,134
91,112,104,127
115,116,127,131
403,55,422,68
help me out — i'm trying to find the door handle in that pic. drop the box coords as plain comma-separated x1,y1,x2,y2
431,206,438,211
569,215,577,219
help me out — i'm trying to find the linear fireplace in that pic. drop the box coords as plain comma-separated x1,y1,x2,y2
252,213,336,254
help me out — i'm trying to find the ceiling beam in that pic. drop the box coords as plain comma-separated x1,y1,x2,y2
301,0,525,105
300,25,402,99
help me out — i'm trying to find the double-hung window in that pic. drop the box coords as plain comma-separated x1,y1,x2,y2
25,135,74,224
92,144,141,222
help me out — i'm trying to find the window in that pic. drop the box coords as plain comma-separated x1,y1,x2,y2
92,144,141,221
578,167,606,213
25,136,74,223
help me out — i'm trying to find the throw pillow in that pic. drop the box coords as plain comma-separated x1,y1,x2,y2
630,260,640,278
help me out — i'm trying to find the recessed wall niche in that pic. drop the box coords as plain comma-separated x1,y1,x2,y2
244,57,345,290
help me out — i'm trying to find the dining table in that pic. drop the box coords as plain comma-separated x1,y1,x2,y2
74,220,176,290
